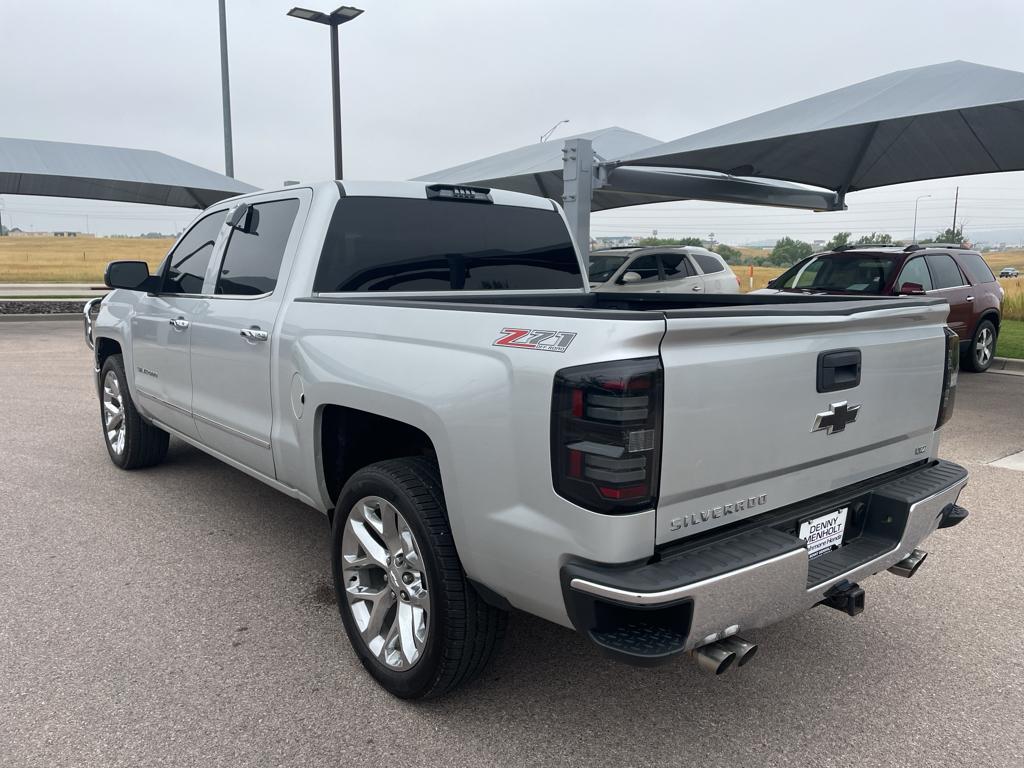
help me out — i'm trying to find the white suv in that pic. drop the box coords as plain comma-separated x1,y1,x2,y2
589,246,739,294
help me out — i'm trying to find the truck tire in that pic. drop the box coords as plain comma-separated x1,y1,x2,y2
331,457,507,699
98,354,169,469
964,319,997,373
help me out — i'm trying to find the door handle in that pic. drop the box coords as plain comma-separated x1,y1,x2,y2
240,327,269,342
691,285,703,292
169,317,189,330
965,295,975,302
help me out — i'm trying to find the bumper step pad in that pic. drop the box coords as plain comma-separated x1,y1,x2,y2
590,624,687,662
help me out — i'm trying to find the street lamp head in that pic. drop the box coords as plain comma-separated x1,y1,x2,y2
330,5,364,23
287,7,330,23
288,5,364,25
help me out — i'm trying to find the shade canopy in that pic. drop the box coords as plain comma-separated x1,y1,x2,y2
415,126,839,211
0,136,258,208
615,60,1024,195
415,126,670,211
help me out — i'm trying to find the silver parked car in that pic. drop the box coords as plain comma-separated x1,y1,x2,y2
999,266,1019,277
589,246,740,294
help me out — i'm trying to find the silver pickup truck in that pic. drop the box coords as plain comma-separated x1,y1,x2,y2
84,180,969,699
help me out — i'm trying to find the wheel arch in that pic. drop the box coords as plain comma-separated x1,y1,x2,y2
978,309,1000,332
318,404,440,522
95,336,122,369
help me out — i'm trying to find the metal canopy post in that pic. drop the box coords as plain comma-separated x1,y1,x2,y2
561,138,593,257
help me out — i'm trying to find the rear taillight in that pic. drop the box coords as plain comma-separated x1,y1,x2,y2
936,327,959,429
551,357,663,513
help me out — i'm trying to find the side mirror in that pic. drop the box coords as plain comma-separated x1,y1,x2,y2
226,203,249,229
766,278,778,288
898,281,926,296
104,260,153,291
619,271,642,284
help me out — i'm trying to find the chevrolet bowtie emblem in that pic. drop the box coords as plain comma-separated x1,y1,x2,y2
812,401,861,435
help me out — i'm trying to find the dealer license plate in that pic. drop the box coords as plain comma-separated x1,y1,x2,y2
799,507,848,559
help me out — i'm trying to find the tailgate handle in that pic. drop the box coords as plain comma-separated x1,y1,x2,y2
817,349,861,393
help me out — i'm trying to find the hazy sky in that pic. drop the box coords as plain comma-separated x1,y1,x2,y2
2,0,1024,244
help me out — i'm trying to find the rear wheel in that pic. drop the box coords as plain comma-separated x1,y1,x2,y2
964,319,997,373
99,354,169,469
331,457,507,699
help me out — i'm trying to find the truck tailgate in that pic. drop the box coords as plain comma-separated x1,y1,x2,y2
656,300,949,545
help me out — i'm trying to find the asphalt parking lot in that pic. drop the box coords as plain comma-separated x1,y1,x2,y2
2,320,1022,768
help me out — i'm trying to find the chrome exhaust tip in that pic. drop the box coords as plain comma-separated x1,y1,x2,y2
888,549,928,578
715,636,758,667
690,643,736,675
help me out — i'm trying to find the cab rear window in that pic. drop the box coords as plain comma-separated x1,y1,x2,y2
313,197,582,292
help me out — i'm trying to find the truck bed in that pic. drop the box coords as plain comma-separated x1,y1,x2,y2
300,290,947,318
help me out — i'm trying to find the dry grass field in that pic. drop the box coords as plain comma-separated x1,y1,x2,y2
0,238,1021,319
0,237,173,283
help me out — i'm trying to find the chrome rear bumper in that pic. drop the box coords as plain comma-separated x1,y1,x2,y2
563,460,968,662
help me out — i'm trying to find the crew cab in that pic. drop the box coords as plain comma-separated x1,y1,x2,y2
84,181,969,698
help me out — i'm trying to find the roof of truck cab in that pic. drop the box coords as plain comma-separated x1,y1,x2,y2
213,179,557,210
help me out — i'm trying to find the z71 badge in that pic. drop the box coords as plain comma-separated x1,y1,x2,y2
493,328,576,353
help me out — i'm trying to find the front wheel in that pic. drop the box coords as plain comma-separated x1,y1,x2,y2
98,354,169,469
964,319,997,373
331,457,507,699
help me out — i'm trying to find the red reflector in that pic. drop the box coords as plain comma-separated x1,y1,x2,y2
600,376,650,392
571,389,584,418
598,484,648,500
568,449,583,478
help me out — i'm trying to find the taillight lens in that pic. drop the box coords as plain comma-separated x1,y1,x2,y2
551,357,663,513
936,327,959,429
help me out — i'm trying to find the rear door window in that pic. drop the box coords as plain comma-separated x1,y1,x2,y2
215,199,300,296
925,254,966,289
162,211,227,294
660,253,695,279
897,257,933,291
625,254,661,283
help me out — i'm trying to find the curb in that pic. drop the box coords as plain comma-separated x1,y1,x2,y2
0,313,82,322
990,357,1024,377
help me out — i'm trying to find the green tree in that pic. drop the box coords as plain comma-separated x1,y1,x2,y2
826,232,852,250
769,237,813,266
714,244,742,263
636,236,704,247
855,232,894,245
922,226,965,245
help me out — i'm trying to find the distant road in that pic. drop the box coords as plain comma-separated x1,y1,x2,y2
0,283,106,298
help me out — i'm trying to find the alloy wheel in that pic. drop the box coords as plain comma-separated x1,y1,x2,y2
975,326,994,367
341,496,431,670
102,369,126,455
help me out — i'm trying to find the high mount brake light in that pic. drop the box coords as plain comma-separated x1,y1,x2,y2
936,327,959,429
551,357,663,514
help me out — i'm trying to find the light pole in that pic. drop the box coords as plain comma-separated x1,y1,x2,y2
912,194,931,243
288,5,364,180
540,119,569,143
219,0,234,178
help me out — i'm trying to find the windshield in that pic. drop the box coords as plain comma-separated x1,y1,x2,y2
774,254,900,294
588,254,629,282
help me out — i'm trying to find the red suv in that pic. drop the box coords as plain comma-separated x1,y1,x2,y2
764,245,1004,372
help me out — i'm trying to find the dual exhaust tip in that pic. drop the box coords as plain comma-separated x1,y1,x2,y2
690,636,758,675
690,549,931,675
